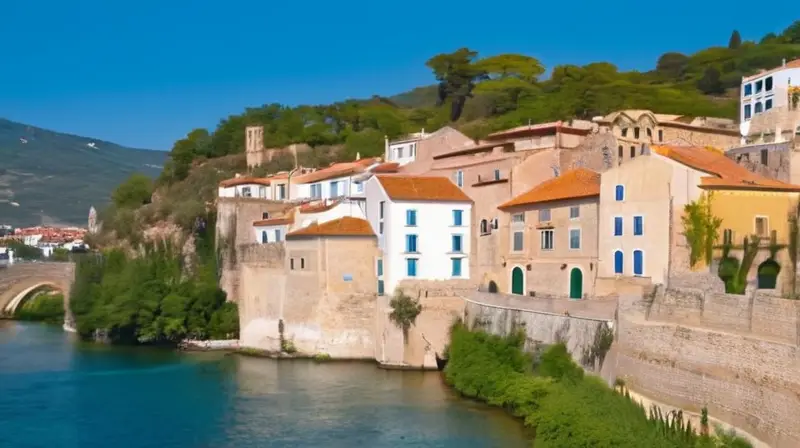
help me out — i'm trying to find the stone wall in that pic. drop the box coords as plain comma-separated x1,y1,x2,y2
726,141,792,182
614,286,800,447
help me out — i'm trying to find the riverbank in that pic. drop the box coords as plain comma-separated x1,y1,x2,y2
443,321,754,447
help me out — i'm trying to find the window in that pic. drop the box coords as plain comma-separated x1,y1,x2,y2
633,250,643,276
494,169,501,181
723,229,733,245
538,208,551,222
657,130,663,142
406,209,417,226
262,212,270,220
453,209,463,226
310,184,322,199
765,76,773,92
630,146,636,158
618,145,623,160
330,181,339,197
765,99,773,110
261,231,268,244
480,219,489,235
634,127,640,139
621,128,628,137
513,231,524,251
406,258,418,277
744,83,752,96
377,259,383,276
540,230,554,250
290,258,295,270
405,234,418,253
397,147,404,158
614,250,624,274
259,186,267,198
755,216,769,238
491,218,499,229
512,213,525,224
378,280,385,295
451,235,463,253
300,258,305,269
379,201,385,219
379,222,384,235
569,228,580,250
633,216,643,236
755,102,763,114
569,206,580,219
410,143,416,157
744,104,752,120
355,181,363,193
451,258,462,277
756,80,763,94
455,170,464,188
646,128,652,138
614,217,623,236
277,184,286,200
242,186,252,198
761,149,769,165
615,185,625,201
275,229,282,242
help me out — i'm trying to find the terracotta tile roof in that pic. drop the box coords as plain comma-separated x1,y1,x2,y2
375,175,472,202
299,200,339,213
652,145,800,192
292,158,380,184
286,216,375,238
743,58,800,81
486,121,592,140
372,162,400,173
433,141,515,160
219,176,272,188
498,168,600,209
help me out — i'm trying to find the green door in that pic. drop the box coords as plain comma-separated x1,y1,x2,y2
569,268,583,299
511,267,524,295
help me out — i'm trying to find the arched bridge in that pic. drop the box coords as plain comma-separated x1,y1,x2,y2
0,262,75,325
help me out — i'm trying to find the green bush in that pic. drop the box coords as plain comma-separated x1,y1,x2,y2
14,293,65,324
444,322,753,447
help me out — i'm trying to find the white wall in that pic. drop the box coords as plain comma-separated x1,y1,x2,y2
741,67,800,122
253,224,288,243
296,201,366,229
364,177,472,295
388,141,418,166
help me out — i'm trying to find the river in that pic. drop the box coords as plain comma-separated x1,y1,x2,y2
0,322,528,448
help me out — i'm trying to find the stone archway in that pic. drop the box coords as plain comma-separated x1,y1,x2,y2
0,263,75,322
3,281,67,315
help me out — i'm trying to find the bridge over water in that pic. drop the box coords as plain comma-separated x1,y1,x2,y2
0,262,75,327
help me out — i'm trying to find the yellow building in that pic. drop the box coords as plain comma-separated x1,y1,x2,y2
599,145,800,291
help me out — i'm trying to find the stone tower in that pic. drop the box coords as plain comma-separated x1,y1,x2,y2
245,126,265,167
88,206,99,234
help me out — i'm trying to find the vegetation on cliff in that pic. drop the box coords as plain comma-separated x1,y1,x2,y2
13,292,65,324
70,215,238,344
444,322,752,447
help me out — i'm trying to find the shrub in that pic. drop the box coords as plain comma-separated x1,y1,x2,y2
389,289,422,337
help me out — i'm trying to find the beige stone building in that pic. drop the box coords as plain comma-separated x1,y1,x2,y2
238,216,380,357
245,125,311,168
496,168,600,298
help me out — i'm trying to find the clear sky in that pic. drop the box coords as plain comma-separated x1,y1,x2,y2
0,0,795,151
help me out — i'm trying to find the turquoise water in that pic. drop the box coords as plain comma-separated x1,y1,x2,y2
0,322,528,448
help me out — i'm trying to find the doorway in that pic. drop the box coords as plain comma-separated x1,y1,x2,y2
511,267,524,295
569,268,583,299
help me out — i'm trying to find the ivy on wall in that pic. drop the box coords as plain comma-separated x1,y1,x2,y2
682,193,722,268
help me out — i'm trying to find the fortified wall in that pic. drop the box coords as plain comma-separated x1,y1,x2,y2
614,285,800,448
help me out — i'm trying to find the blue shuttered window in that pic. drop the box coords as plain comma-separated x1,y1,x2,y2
633,250,643,276
614,217,623,236
614,250,624,274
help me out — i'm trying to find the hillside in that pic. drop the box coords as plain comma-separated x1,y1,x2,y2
0,118,166,227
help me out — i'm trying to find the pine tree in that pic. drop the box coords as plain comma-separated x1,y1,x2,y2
728,30,742,49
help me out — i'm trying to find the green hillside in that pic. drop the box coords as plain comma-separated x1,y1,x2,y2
0,118,166,227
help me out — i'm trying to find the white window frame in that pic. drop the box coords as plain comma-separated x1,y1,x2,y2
613,215,624,236
632,248,645,277
633,215,644,236
568,227,581,250
569,206,580,220
754,215,770,239
512,230,524,252
540,229,554,251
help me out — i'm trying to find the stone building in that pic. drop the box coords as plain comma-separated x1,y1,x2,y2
245,125,312,168
497,168,600,298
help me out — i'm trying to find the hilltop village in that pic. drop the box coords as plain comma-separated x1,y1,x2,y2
210,59,800,446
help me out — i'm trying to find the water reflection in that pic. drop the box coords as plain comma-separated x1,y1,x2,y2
0,323,528,448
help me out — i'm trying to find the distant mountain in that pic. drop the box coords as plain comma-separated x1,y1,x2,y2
0,118,167,227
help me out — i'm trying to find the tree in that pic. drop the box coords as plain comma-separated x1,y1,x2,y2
426,48,485,121
112,173,154,209
728,30,742,49
782,20,800,44
655,52,689,79
697,66,725,95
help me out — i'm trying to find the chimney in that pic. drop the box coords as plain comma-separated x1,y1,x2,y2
783,58,787,67
356,152,361,160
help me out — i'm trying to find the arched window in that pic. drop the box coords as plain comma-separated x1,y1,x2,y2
633,250,644,276
614,250,624,274
615,185,625,201
261,231,268,244
480,219,489,235
646,128,652,138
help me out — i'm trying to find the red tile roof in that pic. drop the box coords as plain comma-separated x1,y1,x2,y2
372,162,400,173
375,175,472,202
286,216,375,238
652,145,800,192
219,177,272,188
292,158,380,184
253,216,294,226
498,168,600,209
299,200,339,213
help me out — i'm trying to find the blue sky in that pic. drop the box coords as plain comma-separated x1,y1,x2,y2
0,0,795,151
